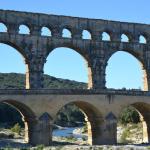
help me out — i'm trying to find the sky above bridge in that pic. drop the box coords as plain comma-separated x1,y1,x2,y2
0,0,149,89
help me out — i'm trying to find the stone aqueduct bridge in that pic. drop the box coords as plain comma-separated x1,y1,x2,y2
0,10,150,145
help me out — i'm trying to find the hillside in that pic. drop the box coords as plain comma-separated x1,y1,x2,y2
0,73,87,89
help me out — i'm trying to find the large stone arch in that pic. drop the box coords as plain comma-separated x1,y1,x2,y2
105,50,148,91
117,102,150,143
0,40,31,89
0,99,36,144
45,46,93,88
46,44,91,65
53,100,104,145
0,40,29,62
131,102,150,143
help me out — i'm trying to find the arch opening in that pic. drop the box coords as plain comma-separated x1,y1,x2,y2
118,102,150,144
121,34,129,42
41,27,52,37
106,51,147,91
44,47,92,89
82,30,91,40
0,23,7,32
102,32,111,41
139,35,147,44
62,28,72,38
52,101,103,145
19,25,30,35
0,43,28,89
0,100,35,146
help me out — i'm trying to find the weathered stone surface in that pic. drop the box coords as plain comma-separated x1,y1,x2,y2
0,10,150,146
0,9,150,90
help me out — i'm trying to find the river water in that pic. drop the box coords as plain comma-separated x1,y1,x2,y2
53,127,87,139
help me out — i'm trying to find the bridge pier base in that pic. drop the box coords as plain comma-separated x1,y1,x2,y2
92,121,117,145
142,120,149,143
28,120,52,146
141,118,150,144
88,114,117,145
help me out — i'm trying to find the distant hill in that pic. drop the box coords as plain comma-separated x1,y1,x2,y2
0,73,87,89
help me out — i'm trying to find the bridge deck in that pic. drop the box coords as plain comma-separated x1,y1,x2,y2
0,89,149,96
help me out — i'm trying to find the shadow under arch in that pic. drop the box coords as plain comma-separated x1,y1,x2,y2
0,99,36,144
53,101,103,145
106,50,148,91
45,47,93,89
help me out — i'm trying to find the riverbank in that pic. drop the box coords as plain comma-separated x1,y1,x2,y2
1,144,150,150
0,138,150,149
0,123,148,149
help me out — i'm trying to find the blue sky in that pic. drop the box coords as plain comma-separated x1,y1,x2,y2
0,0,149,89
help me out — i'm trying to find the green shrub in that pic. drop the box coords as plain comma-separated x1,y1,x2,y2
66,135,76,142
36,145,44,150
82,125,87,133
120,128,130,144
119,106,140,125
82,136,87,141
147,146,150,150
10,123,21,135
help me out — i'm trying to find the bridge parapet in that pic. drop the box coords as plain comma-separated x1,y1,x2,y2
0,89,150,96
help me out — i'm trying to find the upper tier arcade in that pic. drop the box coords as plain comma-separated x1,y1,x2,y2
0,9,150,90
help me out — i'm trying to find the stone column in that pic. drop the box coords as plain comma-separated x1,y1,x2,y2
90,113,117,145
104,112,117,144
133,34,140,43
24,121,30,142
7,23,19,34
71,29,82,39
145,56,150,91
27,70,44,89
91,31,101,41
25,63,30,89
143,68,148,91
28,113,52,146
51,27,61,38
139,62,148,91
142,120,149,143
26,57,45,89
22,117,30,143
30,26,41,36
111,33,121,42
140,114,150,143
146,70,150,91
91,55,106,89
